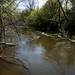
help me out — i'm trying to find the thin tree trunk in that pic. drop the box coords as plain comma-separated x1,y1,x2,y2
0,14,3,43
57,0,68,21
0,5,6,48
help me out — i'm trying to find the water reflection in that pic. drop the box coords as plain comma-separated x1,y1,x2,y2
43,41,75,66
0,57,29,75
16,32,75,75
39,37,75,75
1,31,75,75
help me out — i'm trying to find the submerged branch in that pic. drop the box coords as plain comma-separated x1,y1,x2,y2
0,56,29,70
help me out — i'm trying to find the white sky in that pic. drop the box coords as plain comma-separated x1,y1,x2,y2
17,0,47,11
38,0,47,8
62,0,72,9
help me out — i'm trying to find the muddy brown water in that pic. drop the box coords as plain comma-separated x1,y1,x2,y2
0,31,75,75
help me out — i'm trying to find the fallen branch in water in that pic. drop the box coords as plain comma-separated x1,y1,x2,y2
0,56,29,70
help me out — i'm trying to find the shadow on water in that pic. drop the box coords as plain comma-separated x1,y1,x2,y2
39,36,75,75
0,57,29,75
0,30,75,75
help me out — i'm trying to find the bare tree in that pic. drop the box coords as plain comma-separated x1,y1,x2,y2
57,0,68,21
20,0,39,11
0,0,22,46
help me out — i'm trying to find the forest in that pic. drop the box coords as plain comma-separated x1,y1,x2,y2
0,0,75,75
0,0,75,40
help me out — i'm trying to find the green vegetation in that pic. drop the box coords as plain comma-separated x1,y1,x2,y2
0,0,75,40
20,0,75,39
1,1,75,75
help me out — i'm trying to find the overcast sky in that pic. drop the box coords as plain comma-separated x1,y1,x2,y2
17,0,47,11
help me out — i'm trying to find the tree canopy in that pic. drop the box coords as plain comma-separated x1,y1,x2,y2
0,0,75,39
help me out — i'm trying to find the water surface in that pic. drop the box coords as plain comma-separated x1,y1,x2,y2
0,31,75,75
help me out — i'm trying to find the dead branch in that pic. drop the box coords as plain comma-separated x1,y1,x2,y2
0,56,29,70
57,0,69,21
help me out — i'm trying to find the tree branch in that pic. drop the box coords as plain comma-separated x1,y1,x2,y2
57,0,68,21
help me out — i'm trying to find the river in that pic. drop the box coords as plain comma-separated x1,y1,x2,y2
0,30,75,75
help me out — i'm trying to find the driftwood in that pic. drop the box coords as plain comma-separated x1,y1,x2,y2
0,42,16,47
